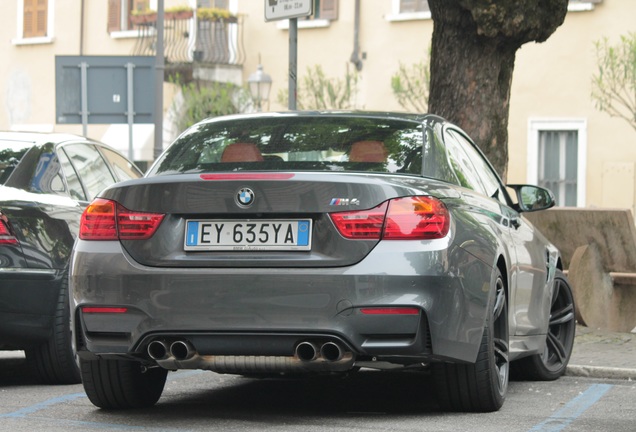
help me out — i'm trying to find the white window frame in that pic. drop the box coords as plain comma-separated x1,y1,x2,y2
110,0,140,38
527,118,587,207
568,1,601,12
275,0,332,30
385,0,431,22
12,0,56,45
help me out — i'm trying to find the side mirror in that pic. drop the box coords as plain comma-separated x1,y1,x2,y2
507,184,555,213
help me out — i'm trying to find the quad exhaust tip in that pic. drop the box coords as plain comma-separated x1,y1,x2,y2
147,339,196,361
295,340,345,362
149,338,347,364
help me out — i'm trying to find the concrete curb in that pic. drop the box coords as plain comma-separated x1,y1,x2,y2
567,364,636,380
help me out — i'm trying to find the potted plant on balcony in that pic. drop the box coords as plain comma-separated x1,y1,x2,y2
130,9,157,24
197,7,238,23
166,6,194,20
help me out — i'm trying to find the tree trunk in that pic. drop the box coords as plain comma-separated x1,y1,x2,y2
427,0,569,181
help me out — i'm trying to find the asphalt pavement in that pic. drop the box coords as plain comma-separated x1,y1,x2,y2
567,324,636,380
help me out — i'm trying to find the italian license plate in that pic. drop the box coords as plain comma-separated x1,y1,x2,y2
184,219,312,251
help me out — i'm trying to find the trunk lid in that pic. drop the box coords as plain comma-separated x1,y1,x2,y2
99,172,459,268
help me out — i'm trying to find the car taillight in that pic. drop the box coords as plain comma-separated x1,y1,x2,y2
329,196,449,240
383,196,450,240
329,201,389,239
0,218,18,245
80,198,164,241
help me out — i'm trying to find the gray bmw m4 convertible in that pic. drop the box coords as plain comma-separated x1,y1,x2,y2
70,111,575,412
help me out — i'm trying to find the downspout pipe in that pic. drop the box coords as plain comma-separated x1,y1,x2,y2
350,0,363,71
79,0,85,55
154,0,165,160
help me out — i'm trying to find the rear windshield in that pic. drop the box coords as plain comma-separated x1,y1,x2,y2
149,116,425,176
0,140,33,184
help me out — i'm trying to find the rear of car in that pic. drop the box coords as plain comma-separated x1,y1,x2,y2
70,112,569,411
0,132,141,384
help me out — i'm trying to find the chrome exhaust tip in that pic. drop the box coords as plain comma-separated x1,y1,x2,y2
320,342,344,362
147,340,169,360
170,340,195,361
295,341,319,361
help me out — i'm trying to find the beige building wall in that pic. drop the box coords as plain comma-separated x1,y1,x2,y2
508,0,636,212
1,0,185,159
238,0,635,212
238,1,432,112
2,0,635,212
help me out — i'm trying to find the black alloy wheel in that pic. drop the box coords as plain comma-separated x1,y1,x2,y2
492,274,510,397
512,269,576,381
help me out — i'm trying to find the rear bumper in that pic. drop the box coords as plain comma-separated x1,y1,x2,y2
70,239,491,367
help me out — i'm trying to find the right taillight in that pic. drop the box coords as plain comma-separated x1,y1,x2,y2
80,198,164,241
383,196,450,240
329,196,449,240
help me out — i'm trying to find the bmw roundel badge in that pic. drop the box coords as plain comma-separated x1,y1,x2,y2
236,187,255,207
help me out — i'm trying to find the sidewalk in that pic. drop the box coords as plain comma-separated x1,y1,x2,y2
566,324,636,380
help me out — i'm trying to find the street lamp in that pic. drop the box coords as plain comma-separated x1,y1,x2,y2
248,64,272,112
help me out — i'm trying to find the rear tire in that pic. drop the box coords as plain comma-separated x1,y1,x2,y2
25,271,81,384
512,270,575,381
433,268,509,412
81,358,167,409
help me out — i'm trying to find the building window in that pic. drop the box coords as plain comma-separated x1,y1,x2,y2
197,0,229,9
386,0,430,21
108,0,149,33
400,0,430,13
13,0,54,44
23,0,48,37
538,130,578,206
568,0,603,12
277,0,338,29
528,119,587,207
313,0,338,20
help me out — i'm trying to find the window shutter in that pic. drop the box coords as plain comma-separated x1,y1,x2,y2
108,0,122,32
23,0,48,38
319,0,338,20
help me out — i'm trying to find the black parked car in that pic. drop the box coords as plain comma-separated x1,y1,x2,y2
0,132,142,384
70,112,576,411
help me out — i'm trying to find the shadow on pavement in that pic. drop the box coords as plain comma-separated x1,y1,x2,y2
0,351,39,387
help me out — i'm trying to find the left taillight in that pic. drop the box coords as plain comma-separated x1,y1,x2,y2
329,196,450,240
79,198,164,241
0,215,18,245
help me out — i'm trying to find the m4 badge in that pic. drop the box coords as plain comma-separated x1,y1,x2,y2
329,198,360,206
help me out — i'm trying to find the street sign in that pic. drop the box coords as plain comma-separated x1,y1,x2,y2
55,56,155,125
264,0,313,22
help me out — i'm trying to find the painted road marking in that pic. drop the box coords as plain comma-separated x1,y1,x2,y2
0,393,85,418
529,383,613,432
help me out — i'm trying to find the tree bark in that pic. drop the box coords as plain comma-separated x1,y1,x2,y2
427,0,568,181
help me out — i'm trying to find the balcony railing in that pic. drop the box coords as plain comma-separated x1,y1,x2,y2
131,14,245,67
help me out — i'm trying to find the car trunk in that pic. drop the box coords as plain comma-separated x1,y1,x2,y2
99,172,459,268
